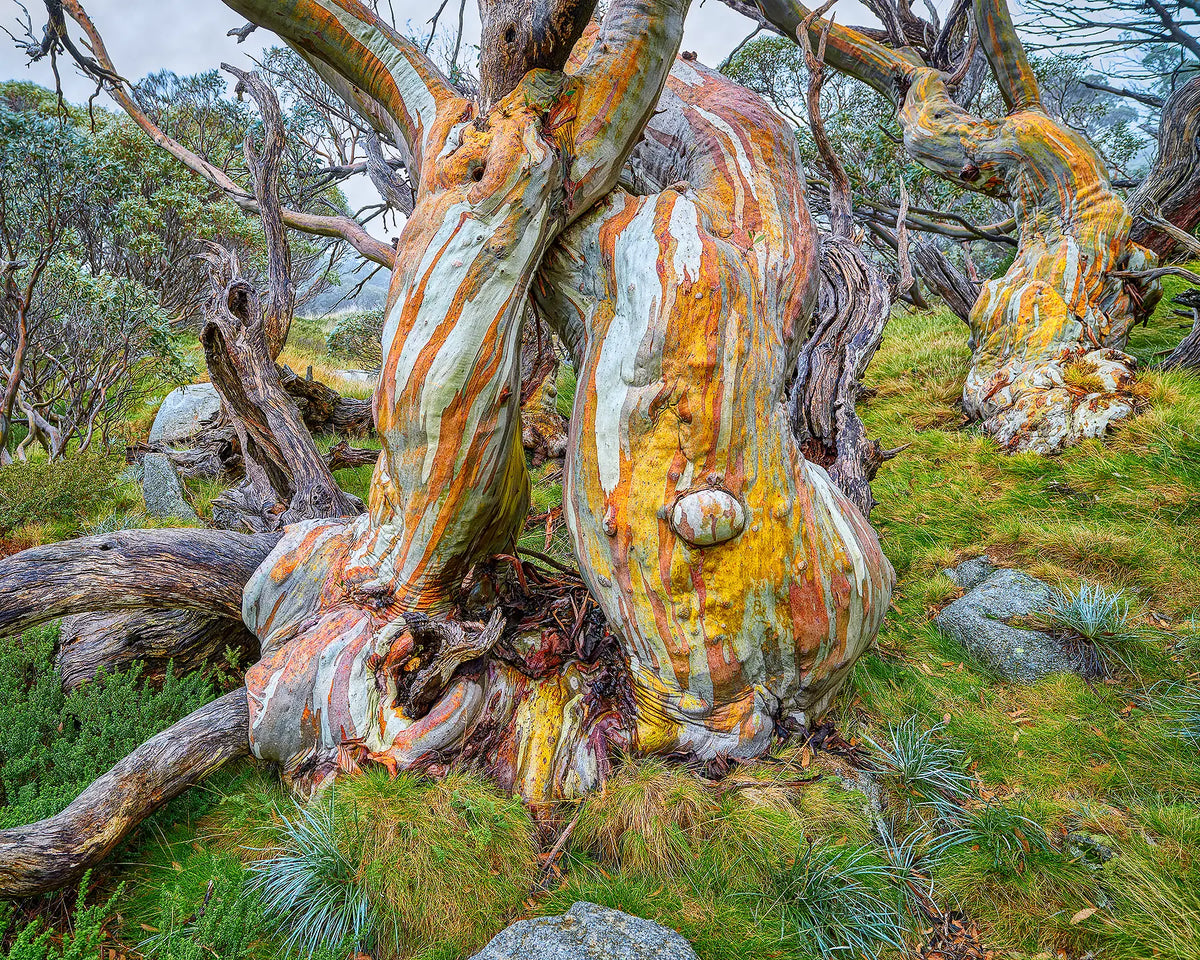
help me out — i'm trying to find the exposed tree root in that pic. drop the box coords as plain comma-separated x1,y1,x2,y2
0,688,250,897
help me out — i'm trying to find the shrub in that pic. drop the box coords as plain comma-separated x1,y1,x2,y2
0,872,121,960
0,623,220,829
325,310,384,370
0,452,124,535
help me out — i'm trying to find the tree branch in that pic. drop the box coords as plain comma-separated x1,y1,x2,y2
0,688,250,896
0,529,279,639
55,0,395,268
217,0,458,169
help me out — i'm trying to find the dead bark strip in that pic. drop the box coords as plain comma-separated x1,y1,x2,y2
913,239,980,322
0,688,250,897
57,611,258,691
1130,77,1200,260
0,529,278,639
792,236,892,516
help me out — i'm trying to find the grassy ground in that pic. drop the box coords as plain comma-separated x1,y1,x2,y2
2,288,1199,959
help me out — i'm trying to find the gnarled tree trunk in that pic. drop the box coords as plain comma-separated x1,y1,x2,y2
0,0,897,893
743,0,1163,453
1129,76,1200,261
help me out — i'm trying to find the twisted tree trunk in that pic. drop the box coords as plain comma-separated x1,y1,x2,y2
1129,76,1200,261
0,0,897,893
744,0,1162,453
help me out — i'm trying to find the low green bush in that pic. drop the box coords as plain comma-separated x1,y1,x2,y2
0,453,125,535
325,310,384,370
0,623,220,830
0,872,121,960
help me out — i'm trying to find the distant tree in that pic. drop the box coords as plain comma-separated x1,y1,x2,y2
1022,0,1200,258
0,100,182,462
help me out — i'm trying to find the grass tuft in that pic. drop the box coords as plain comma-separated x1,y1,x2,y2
864,717,970,814
761,841,906,959
249,790,371,957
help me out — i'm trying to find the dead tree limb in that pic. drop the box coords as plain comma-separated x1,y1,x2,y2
223,63,295,358
199,247,363,532
0,688,250,897
1163,288,1200,371
793,237,892,515
912,239,980,321
0,529,278,639
790,0,893,516
278,365,374,435
57,611,258,691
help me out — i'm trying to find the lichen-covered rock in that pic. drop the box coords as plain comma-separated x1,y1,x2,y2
469,902,699,960
936,567,1092,682
944,555,997,591
142,453,199,522
148,384,222,446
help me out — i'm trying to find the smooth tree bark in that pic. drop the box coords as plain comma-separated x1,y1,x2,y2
735,0,1163,453
0,0,898,892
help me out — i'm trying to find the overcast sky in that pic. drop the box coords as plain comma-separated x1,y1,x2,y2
0,0,890,100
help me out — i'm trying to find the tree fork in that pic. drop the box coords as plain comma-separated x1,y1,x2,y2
0,688,250,897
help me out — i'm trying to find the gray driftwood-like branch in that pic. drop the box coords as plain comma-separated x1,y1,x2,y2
0,689,251,897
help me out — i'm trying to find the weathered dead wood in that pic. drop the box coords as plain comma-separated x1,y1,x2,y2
223,63,295,358
0,688,250,897
200,248,363,532
57,611,258,691
324,438,378,471
793,236,891,515
1163,288,1200,371
0,529,278,639
1130,77,1200,261
790,2,892,516
478,0,598,111
912,239,980,322
278,364,374,436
